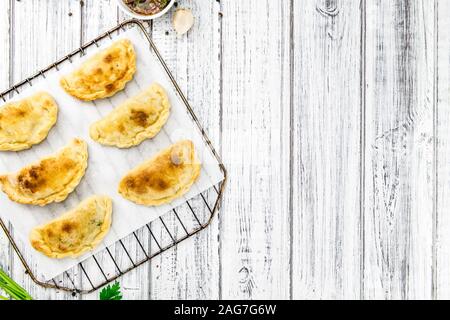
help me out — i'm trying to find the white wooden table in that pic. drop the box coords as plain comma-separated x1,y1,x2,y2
0,0,449,300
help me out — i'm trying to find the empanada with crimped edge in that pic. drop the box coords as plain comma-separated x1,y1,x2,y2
90,83,170,148
0,92,58,151
118,140,201,206
0,138,88,206
60,39,136,101
30,195,112,259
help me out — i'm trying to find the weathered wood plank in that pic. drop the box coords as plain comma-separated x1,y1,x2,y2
83,0,120,43
291,0,363,299
220,0,291,299
10,0,82,300
150,0,222,299
435,0,450,300
0,0,11,299
363,0,435,299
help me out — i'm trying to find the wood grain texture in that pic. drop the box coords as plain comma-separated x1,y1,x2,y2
436,0,450,300
150,0,222,300
0,0,11,296
291,0,363,299
220,0,291,299
363,0,435,299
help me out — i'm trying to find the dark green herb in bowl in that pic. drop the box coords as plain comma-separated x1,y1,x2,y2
123,0,170,16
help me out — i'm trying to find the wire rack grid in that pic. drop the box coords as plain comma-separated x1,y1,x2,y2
0,19,226,294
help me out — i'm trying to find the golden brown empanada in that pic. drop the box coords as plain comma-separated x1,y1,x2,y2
89,83,170,148
60,39,136,101
0,138,88,206
30,195,112,259
0,92,58,151
118,140,201,206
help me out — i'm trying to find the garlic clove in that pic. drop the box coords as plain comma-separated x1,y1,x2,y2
172,8,194,36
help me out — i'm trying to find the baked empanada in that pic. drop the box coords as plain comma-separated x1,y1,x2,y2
30,195,112,259
0,92,58,151
90,83,170,148
119,140,201,206
60,39,136,101
0,138,88,206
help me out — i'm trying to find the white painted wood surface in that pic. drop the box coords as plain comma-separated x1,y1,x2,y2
292,0,362,299
436,0,450,300
363,0,435,299
0,0,449,300
221,0,291,299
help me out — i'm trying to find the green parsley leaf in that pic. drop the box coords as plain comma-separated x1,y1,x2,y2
99,281,123,300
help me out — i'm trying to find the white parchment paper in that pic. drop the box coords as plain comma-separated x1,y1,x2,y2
0,26,224,281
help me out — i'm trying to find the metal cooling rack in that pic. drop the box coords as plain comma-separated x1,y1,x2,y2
0,19,226,294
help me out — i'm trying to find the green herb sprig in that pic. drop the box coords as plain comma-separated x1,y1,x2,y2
99,281,122,300
0,268,33,300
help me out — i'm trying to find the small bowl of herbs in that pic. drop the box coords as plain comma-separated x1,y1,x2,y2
117,0,176,20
